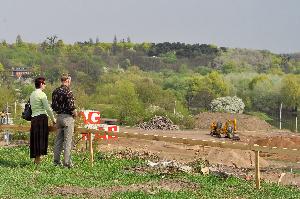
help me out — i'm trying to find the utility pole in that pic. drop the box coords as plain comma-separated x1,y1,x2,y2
174,100,176,114
296,116,298,133
293,105,298,133
279,103,282,129
14,101,17,116
6,102,8,124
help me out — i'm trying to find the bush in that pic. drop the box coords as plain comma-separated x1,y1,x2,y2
168,113,195,129
210,96,245,113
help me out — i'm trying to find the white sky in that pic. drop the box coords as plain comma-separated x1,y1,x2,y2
0,0,299,53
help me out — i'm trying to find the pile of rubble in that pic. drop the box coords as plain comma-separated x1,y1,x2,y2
138,116,179,130
113,149,160,161
126,159,252,180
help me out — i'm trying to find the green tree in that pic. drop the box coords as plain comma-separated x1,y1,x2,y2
161,51,177,64
44,65,63,84
19,84,35,100
281,75,300,107
112,80,144,125
0,62,4,72
186,72,230,111
205,71,230,97
222,60,239,74
0,40,8,47
135,77,160,105
0,86,16,112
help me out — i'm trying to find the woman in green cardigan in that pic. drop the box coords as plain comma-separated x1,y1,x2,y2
30,77,56,164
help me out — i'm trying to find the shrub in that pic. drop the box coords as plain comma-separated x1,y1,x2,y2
210,96,245,113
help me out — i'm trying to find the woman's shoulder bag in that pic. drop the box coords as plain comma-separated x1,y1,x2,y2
22,100,32,121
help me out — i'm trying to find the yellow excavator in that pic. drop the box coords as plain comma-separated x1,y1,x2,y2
210,119,240,141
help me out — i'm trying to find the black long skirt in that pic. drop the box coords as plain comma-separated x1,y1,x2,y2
30,114,49,158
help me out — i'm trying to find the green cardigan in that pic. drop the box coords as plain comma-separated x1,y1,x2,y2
30,89,55,123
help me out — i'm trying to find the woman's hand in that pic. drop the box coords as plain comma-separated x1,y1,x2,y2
72,109,78,117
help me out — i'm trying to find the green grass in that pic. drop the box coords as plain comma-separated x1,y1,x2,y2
245,111,273,121
0,146,299,198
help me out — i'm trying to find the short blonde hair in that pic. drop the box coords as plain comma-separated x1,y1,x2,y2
61,73,71,82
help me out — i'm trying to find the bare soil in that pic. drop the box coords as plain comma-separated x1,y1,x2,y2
90,112,300,187
46,179,198,198
2,112,300,188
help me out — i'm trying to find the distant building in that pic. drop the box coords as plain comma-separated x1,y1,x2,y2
11,67,32,79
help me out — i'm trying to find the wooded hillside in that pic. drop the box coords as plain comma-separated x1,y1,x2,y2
0,35,300,127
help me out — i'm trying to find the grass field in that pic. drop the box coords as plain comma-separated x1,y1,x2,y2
0,146,299,199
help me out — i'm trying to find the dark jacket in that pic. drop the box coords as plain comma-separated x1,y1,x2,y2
51,85,76,115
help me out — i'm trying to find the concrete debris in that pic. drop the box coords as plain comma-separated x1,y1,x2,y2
179,165,193,173
147,160,159,167
201,167,210,175
138,116,179,130
278,173,286,185
146,160,193,174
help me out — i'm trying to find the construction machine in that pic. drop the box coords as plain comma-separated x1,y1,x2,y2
210,119,240,141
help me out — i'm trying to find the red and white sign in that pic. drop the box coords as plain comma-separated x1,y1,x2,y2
80,110,119,140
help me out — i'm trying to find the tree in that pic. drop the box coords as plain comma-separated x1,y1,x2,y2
186,72,230,111
135,77,163,105
205,71,230,97
222,60,239,74
89,38,93,45
0,40,8,47
248,74,281,112
95,37,100,44
0,62,4,72
112,35,118,55
41,35,59,53
44,65,63,84
281,75,300,107
47,35,58,47
127,36,131,43
161,51,177,64
0,86,16,112
19,84,35,100
112,80,144,125
16,35,23,47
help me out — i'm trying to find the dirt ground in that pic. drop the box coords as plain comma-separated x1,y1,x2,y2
1,112,300,188
93,113,300,187
94,128,300,186
194,112,275,131
45,179,198,198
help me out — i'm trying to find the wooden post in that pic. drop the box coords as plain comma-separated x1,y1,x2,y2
255,150,261,189
14,101,17,116
89,132,94,166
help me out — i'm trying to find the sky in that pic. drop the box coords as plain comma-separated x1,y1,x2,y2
0,0,299,53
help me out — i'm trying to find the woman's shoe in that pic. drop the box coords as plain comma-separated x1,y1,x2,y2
34,156,41,164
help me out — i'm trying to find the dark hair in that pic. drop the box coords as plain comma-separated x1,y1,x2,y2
34,77,46,88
